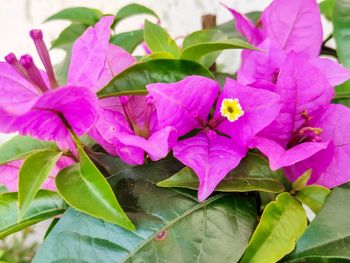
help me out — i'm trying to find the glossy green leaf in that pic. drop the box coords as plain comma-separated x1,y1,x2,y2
0,185,7,194
144,20,181,58
97,59,213,98
141,51,175,61
0,190,67,239
115,3,159,22
110,29,144,53
158,154,284,193
55,147,134,230
241,192,307,263
333,0,350,68
296,186,331,214
285,188,350,262
34,160,257,262
45,7,103,25
0,136,58,165
181,39,255,64
18,150,62,219
51,24,87,49
320,0,335,20
183,29,228,67
292,169,312,192
333,80,350,107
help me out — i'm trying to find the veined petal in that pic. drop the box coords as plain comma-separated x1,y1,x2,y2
261,0,322,58
147,76,220,136
251,136,329,171
0,62,38,115
95,44,136,89
260,52,334,146
16,86,98,144
237,39,286,85
311,58,350,86
214,78,281,144
287,104,350,187
173,130,247,201
68,16,114,91
223,5,263,45
0,160,22,192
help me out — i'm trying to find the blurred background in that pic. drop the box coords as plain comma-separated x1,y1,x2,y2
0,0,331,261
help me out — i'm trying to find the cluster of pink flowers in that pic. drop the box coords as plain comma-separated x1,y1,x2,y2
0,0,350,201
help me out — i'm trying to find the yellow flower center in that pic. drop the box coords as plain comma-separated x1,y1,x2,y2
220,98,244,122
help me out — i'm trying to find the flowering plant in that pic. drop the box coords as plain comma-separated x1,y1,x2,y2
1,0,350,262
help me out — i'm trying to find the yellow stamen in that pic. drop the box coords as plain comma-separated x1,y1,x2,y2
220,98,244,122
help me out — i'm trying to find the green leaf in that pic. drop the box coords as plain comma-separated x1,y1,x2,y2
18,150,62,219
333,0,350,68
97,59,213,98
296,186,331,214
0,190,67,239
241,192,307,263
115,3,159,23
320,0,336,20
55,147,134,230
285,188,350,262
182,29,228,68
110,29,144,53
0,136,58,165
333,80,350,107
141,51,175,61
51,24,87,49
33,160,257,262
157,153,284,193
0,185,7,193
292,169,312,192
45,7,103,25
144,20,181,58
180,39,255,64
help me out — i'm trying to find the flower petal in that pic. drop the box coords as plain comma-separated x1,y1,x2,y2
261,0,323,58
286,104,350,187
251,136,329,171
147,76,220,137
173,130,247,201
68,16,114,91
0,62,38,115
16,86,98,144
237,39,286,85
214,78,281,145
260,52,334,146
94,44,136,89
311,58,350,86
0,160,22,192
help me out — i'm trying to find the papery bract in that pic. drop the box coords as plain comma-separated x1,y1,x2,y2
148,76,281,201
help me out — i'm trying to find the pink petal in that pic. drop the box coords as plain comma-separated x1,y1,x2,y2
147,76,220,137
223,5,263,45
16,86,98,145
0,108,20,133
94,44,136,89
251,136,329,171
214,78,282,145
261,0,323,58
68,16,114,91
311,58,350,86
260,52,334,146
237,39,286,85
0,62,38,115
286,104,350,187
0,160,22,192
173,130,247,201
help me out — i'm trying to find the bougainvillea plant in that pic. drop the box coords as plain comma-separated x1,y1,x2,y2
0,0,350,262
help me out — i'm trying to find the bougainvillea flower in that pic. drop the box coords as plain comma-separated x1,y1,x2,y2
284,104,350,187
0,156,74,192
89,96,177,165
69,16,174,165
250,52,350,187
0,18,121,148
147,76,281,201
224,0,350,88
